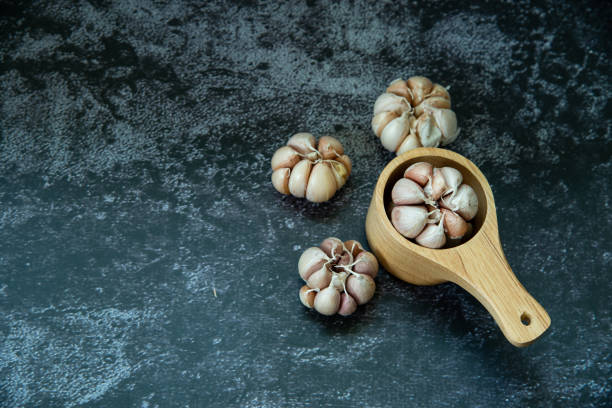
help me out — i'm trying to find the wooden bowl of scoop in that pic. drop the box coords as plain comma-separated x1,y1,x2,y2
365,148,550,347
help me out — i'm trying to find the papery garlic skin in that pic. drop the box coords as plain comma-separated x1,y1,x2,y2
389,163,478,249
298,238,379,317
371,75,459,154
271,133,351,202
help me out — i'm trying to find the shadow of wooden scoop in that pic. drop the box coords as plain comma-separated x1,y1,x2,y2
365,147,551,347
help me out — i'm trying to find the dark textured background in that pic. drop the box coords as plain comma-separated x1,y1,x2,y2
0,1,610,407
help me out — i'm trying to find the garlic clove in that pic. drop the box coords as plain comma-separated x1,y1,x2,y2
392,178,427,205
371,111,399,138
395,131,422,155
426,205,442,224
320,237,345,259
415,216,447,249
271,168,291,194
299,285,316,308
403,162,433,186
338,293,358,316
380,111,411,152
346,274,376,305
431,108,458,146
343,240,364,257
314,286,341,316
414,114,442,148
331,270,349,292
440,208,469,239
439,166,463,199
330,161,349,189
307,266,332,290
441,184,478,221
390,205,428,238
271,146,300,171
318,135,344,160
406,76,433,106
414,96,451,117
428,83,451,101
353,251,379,279
288,159,312,198
298,246,328,281
287,132,317,156
337,252,351,267
306,162,338,203
423,167,448,201
373,93,411,115
386,78,413,104
336,154,352,175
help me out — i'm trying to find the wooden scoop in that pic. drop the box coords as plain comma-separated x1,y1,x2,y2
365,148,550,347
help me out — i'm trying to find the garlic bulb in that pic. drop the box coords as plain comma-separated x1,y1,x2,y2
372,76,460,154
390,162,478,248
298,238,378,317
271,133,351,202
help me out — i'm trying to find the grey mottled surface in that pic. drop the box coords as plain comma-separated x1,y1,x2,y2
0,1,610,407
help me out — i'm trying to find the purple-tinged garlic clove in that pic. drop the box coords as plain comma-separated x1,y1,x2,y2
386,78,413,103
391,205,428,238
306,266,332,290
337,252,351,267
299,285,316,308
298,247,328,281
343,240,364,257
440,208,469,240
373,92,411,115
424,167,448,201
353,251,379,279
346,274,376,305
287,132,317,157
415,215,447,249
288,159,312,198
338,293,358,316
404,162,433,187
441,184,478,221
406,76,433,106
306,163,337,203
380,111,411,152
271,146,300,171
320,237,344,259
318,135,344,160
371,111,399,138
271,168,291,195
392,178,428,205
314,286,341,316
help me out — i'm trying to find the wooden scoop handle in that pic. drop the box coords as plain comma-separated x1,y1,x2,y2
449,234,551,347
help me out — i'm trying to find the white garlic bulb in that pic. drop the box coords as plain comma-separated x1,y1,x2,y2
371,76,460,154
271,133,351,202
298,238,378,317
389,162,478,249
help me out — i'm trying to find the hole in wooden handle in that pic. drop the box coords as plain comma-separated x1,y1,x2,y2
520,312,531,326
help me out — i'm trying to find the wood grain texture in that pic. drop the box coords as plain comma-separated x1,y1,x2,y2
366,148,551,347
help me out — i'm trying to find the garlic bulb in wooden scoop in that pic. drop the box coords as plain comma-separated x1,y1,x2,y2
372,76,459,154
298,238,379,316
390,162,478,248
271,133,351,202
